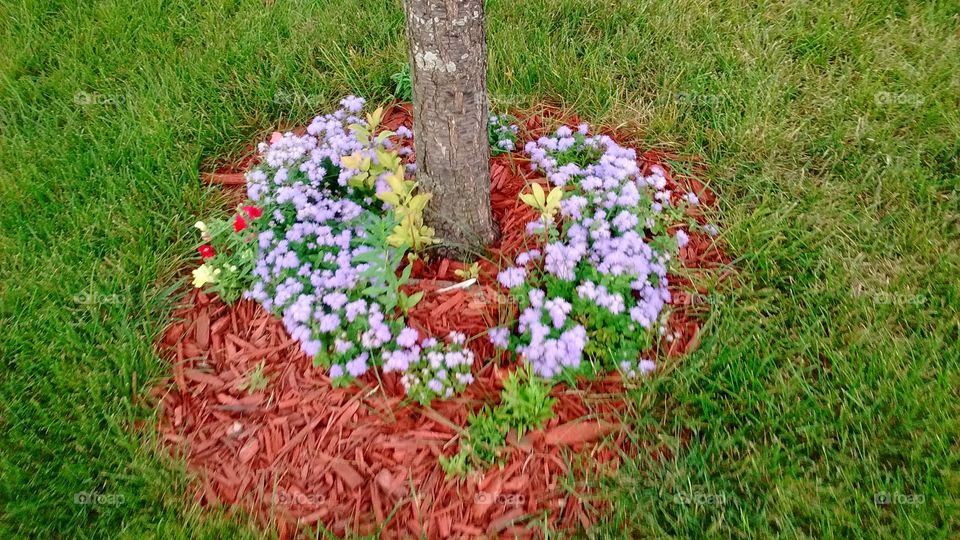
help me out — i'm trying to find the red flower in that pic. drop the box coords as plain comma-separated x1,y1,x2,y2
198,244,215,259
234,214,247,232
242,205,263,219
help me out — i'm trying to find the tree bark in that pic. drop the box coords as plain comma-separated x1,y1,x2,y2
403,0,498,257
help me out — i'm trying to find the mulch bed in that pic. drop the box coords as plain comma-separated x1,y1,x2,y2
152,103,729,538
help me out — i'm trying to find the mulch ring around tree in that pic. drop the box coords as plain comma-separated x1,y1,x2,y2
150,103,730,539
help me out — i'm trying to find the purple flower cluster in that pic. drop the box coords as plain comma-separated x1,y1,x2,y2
242,97,476,403
515,249,541,266
515,289,588,377
497,266,527,288
576,281,626,314
384,331,476,405
251,97,372,191
487,125,685,378
620,358,656,378
524,130,676,302
489,115,519,155
487,327,510,348
528,128,676,298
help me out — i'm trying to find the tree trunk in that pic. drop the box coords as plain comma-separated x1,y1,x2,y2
403,0,498,256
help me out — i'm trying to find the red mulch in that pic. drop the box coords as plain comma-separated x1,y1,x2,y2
155,103,730,538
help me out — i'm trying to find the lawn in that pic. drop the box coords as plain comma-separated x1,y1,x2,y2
1,0,957,537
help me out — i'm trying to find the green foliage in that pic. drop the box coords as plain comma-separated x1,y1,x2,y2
442,366,556,476
438,450,470,478
353,214,421,316
496,364,557,437
391,64,412,101
238,361,269,394
191,209,259,303
462,406,510,465
488,114,518,155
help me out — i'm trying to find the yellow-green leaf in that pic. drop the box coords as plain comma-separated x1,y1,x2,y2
367,106,384,129
377,192,401,206
386,171,405,194
531,183,546,207
375,130,396,145
546,186,564,208
519,193,538,208
341,151,370,171
387,232,405,247
408,193,431,213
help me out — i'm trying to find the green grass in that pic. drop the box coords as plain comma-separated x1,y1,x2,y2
1,0,957,537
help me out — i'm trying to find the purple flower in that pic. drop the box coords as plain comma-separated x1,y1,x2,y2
345,299,367,322
323,292,348,310
448,331,466,345
487,327,509,348
525,218,546,234
340,95,365,113
318,313,341,333
301,339,321,357
346,353,369,377
544,242,584,281
528,288,546,307
515,249,541,266
639,359,656,375
334,338,352,354
497,266,527,288
397,327,419,348
544,297,572,329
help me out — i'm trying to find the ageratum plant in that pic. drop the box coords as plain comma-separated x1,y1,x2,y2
191,96,469,403
488,114,519,154
493,125,696,379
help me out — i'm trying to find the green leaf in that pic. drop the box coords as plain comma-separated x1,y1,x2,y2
362,285,387,297
400,262,413,283
406,290,424,308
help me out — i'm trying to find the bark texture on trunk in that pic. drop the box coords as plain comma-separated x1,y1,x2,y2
403,0,498,255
